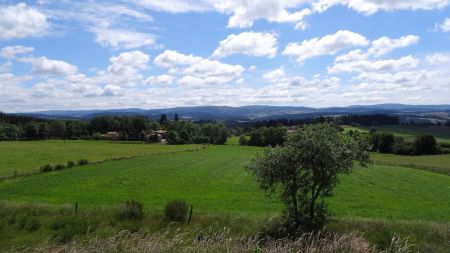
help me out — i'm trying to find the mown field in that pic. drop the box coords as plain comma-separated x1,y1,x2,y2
371,152,450,175
0,140,200,178
0,145,449,221
344,125,450,144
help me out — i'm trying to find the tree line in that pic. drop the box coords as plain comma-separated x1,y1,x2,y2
164,118,228,145
239,127,287,147
336,114,399,126
363,130,443,155
0,112,228,144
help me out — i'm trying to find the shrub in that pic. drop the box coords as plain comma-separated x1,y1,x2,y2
40,164,53,173
51,216,96,243
393,143,413,155
54,164,65,171
17,216,28,230
24,219,41,232
164,200,188,223
414,134,438,155
67,160,75,168
239,135,249,146
77,159,89,166
167,131,180,145
116,200,144,221
201,136,209,144
378,133,396,153
90,133,104,140
259,217,287,239
192,136,204,144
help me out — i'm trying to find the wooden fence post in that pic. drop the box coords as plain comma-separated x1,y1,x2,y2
187,205,193,225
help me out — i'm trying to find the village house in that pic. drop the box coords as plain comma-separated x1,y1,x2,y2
105,131,120,140
144,129,168,143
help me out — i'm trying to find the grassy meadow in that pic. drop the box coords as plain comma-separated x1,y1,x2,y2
344,125,450,144
0,140,200,178
371,152,450,175
0,145,448,221
0,139,449,251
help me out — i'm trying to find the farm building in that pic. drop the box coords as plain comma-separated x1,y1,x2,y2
144,129,168,143
105,131,120,140
286,126,298,133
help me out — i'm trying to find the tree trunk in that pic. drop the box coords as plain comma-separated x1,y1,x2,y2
309,184,323,227
291,174,298,220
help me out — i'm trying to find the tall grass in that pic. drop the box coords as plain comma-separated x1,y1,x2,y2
20,227,411,253
1,203,447,252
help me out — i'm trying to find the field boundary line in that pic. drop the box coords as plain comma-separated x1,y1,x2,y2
372,160,450,176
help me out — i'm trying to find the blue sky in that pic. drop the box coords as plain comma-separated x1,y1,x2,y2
1,0,450,112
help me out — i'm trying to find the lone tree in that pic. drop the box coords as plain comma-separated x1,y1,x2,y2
247,123,370,232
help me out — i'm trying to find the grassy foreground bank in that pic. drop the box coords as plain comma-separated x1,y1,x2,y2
0,203,448,252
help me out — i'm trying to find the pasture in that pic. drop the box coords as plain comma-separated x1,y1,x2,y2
344,125,450,144
0,144,449,221
371,152,450,175
0,140,200,178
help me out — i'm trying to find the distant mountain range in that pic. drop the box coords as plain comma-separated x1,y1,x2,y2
21,104,450,121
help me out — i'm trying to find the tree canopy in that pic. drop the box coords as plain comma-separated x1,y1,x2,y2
247,123,370,232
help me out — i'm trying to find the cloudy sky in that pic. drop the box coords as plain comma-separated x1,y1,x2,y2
1,0,450,112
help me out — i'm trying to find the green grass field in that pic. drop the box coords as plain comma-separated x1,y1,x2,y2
0,145,448,221
0,140,200,178
344,125,450,144
371,152,450,175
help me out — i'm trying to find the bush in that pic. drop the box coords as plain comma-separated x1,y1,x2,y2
24,219,41,232
414,134,438,155
40,164,53,173
201,136,209,144
239,135,249,146
77,159,89,166
54,164,65,171
192,135,204,144
164,200,188,223
116,200,144,221
90,133,104,140
378,133,396,153
259,217,288,239
67,160,75,168
50,216,96,243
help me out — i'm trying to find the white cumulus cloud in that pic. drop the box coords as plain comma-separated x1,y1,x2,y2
313,0,450,15
213,32,278,58
0,3,49,40
107,51,150,74
435,17,450,32
92,27,156,49
154,49,245,88
213,0,311,29
282,30,369,62
367,35,419,57
146,74,174,85
426,53,450,65
329,55,419,73
102,85,123,96
132,0,210,13
154,50,202,68
0,45,34,59
31,57,78,76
